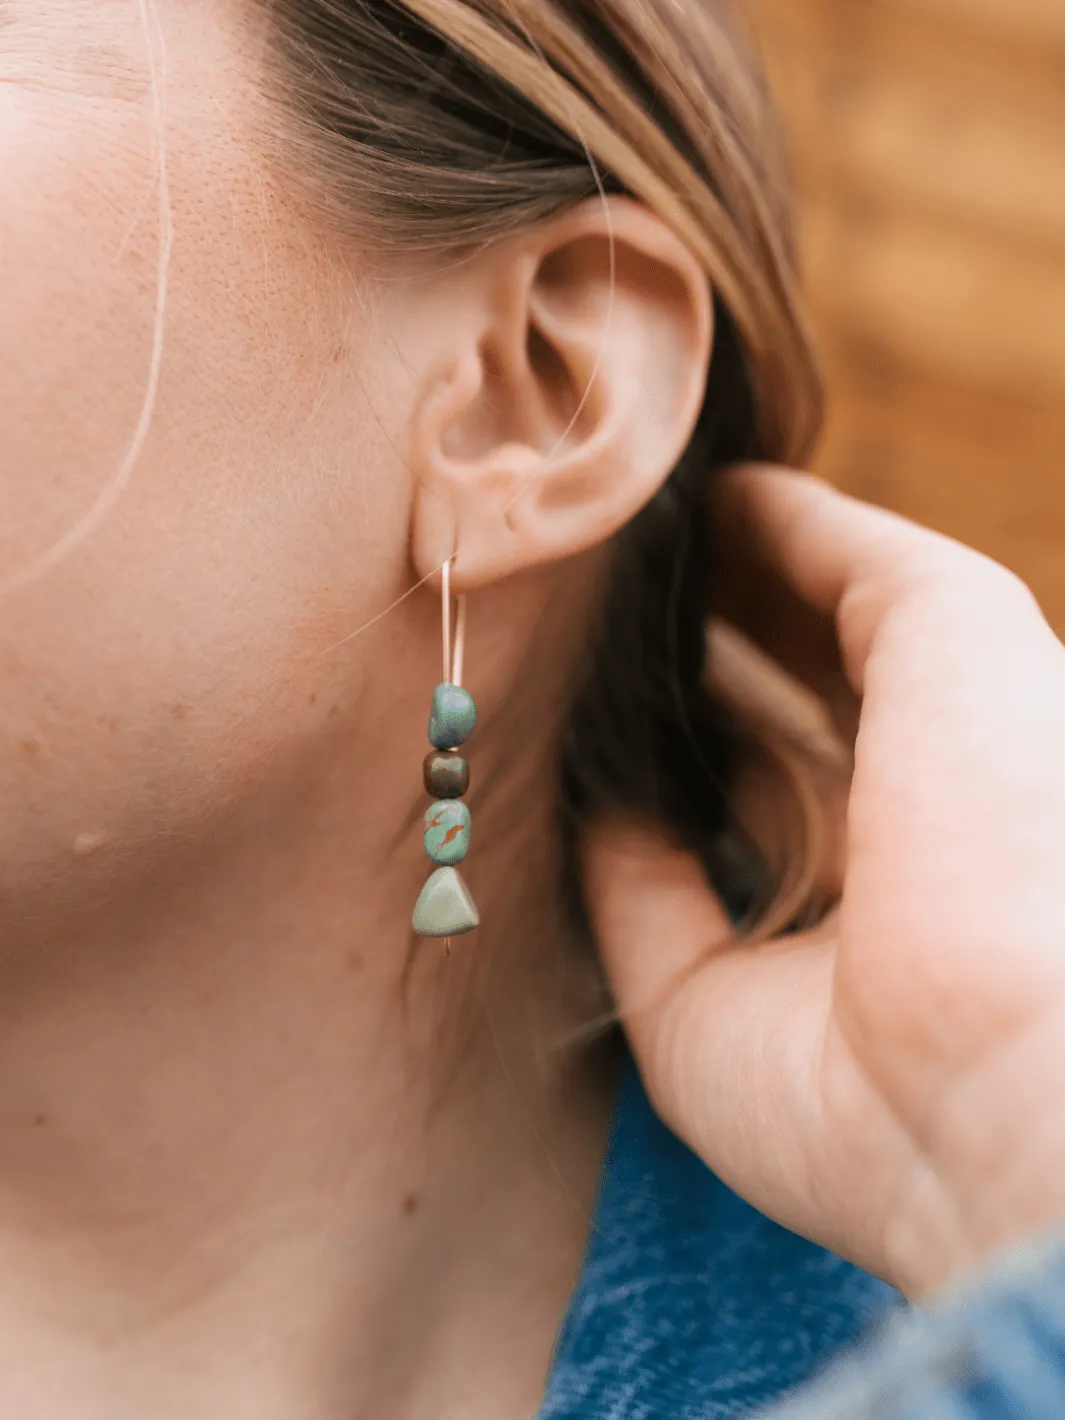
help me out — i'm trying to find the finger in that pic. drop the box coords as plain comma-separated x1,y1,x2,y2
709,473,858,743
582,817,839,1242
712,465,1040,693
711,487,848,709
582,817,739,1029
714,466,933,618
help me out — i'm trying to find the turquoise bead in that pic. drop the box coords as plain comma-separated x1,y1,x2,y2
428,683,477,750
424,798,471,865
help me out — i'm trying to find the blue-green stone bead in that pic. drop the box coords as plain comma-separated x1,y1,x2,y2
423,798,471,866
428,683,477,750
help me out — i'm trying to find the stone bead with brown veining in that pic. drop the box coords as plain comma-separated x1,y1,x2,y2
423,799,471,866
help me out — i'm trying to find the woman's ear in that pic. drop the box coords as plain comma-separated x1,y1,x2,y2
409,195,714,590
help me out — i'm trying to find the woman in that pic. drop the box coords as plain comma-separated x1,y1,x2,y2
2,2,1064,1416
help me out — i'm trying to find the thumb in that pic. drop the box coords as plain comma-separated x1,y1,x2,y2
582,817,838,1237
581,817,737,1073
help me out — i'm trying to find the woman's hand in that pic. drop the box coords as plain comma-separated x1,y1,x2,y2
584,466,1065,1299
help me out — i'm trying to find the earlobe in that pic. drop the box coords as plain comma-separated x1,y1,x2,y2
408,341,542,592
410,196,714,592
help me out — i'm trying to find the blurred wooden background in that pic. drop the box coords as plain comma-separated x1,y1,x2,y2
749,0,1065,629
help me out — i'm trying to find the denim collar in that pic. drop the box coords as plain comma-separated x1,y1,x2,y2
537,1049,899,1419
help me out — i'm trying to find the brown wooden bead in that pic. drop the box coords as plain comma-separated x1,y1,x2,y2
423,750,469,799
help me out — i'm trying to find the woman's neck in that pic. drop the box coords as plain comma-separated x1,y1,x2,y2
0,730,620,1420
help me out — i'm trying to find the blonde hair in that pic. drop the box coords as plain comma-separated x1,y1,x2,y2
264,0,830,955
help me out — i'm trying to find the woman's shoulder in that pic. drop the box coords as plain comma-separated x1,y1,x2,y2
539,1051,900,1419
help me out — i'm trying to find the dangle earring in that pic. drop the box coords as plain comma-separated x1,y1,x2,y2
411,557,479,955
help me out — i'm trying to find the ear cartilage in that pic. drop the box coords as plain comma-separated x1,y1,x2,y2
412,560,479,949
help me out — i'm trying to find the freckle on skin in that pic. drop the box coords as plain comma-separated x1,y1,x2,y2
402,1192,420,1217
73,832,107,858
19,737,43,764
308,692,318,707
168,703,189,721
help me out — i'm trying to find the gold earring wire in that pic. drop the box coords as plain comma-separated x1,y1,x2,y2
441,557,467,688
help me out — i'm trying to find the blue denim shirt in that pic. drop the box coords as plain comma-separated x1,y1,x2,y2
759,1227,1065,1418
538,1047,1065,1419
538,1048,901,1417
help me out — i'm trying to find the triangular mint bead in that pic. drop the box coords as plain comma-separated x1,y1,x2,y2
412,867,479,938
